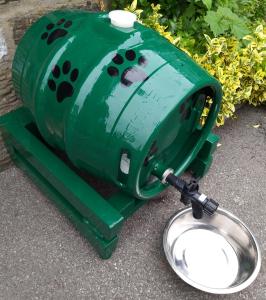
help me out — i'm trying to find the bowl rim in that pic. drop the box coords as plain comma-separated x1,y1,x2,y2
163,206,262,294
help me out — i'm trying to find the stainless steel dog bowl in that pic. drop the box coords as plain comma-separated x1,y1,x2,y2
163,207,261,294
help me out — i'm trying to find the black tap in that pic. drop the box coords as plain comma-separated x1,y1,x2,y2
165,173,219,219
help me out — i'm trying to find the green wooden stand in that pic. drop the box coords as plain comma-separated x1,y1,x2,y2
0,107,219,259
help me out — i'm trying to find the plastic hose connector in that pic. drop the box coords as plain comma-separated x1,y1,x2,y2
203,198,219,215
166,173,186,192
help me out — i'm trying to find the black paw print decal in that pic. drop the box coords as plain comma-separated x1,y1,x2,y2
41,18,72,45
107,50,149,87
48,60,79,103
179,98,192,121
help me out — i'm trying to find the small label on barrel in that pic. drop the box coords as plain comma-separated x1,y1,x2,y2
120,152,130,174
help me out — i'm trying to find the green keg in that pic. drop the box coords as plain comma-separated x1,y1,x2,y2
12,10,222,199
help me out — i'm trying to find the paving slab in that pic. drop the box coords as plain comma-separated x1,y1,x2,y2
0,105,265,300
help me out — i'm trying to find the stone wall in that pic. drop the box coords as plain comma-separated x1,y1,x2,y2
0,0,103,170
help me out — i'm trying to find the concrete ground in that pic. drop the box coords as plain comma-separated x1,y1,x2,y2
0,105,265,300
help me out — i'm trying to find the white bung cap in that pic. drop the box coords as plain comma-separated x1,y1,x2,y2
109,10,137,28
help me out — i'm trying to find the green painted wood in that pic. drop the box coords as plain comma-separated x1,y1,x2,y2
0,108,124,241
189,133,219,178
11,146,118,259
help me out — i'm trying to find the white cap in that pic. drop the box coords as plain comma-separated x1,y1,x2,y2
109,10,137,29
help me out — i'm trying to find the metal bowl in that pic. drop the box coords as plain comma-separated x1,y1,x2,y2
163,207,261,294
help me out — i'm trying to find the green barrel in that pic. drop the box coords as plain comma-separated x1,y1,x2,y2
12,10,222,199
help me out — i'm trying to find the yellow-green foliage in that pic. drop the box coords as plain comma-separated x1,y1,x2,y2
127,1,266,126
194,25,266,126
126,1,178,45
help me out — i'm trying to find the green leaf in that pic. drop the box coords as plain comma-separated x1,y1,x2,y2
204,6,250,38
130,0,138,11
204,34,212,44
183,2,196,19
204,11,229,36
219,7,250,38
202,0,212,10
230,22,249,39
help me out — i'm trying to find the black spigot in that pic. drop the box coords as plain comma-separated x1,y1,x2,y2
165,172,219,219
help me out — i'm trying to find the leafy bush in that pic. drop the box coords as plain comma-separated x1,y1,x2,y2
114,0,266,51
119,0,266,125
194,26,266,125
